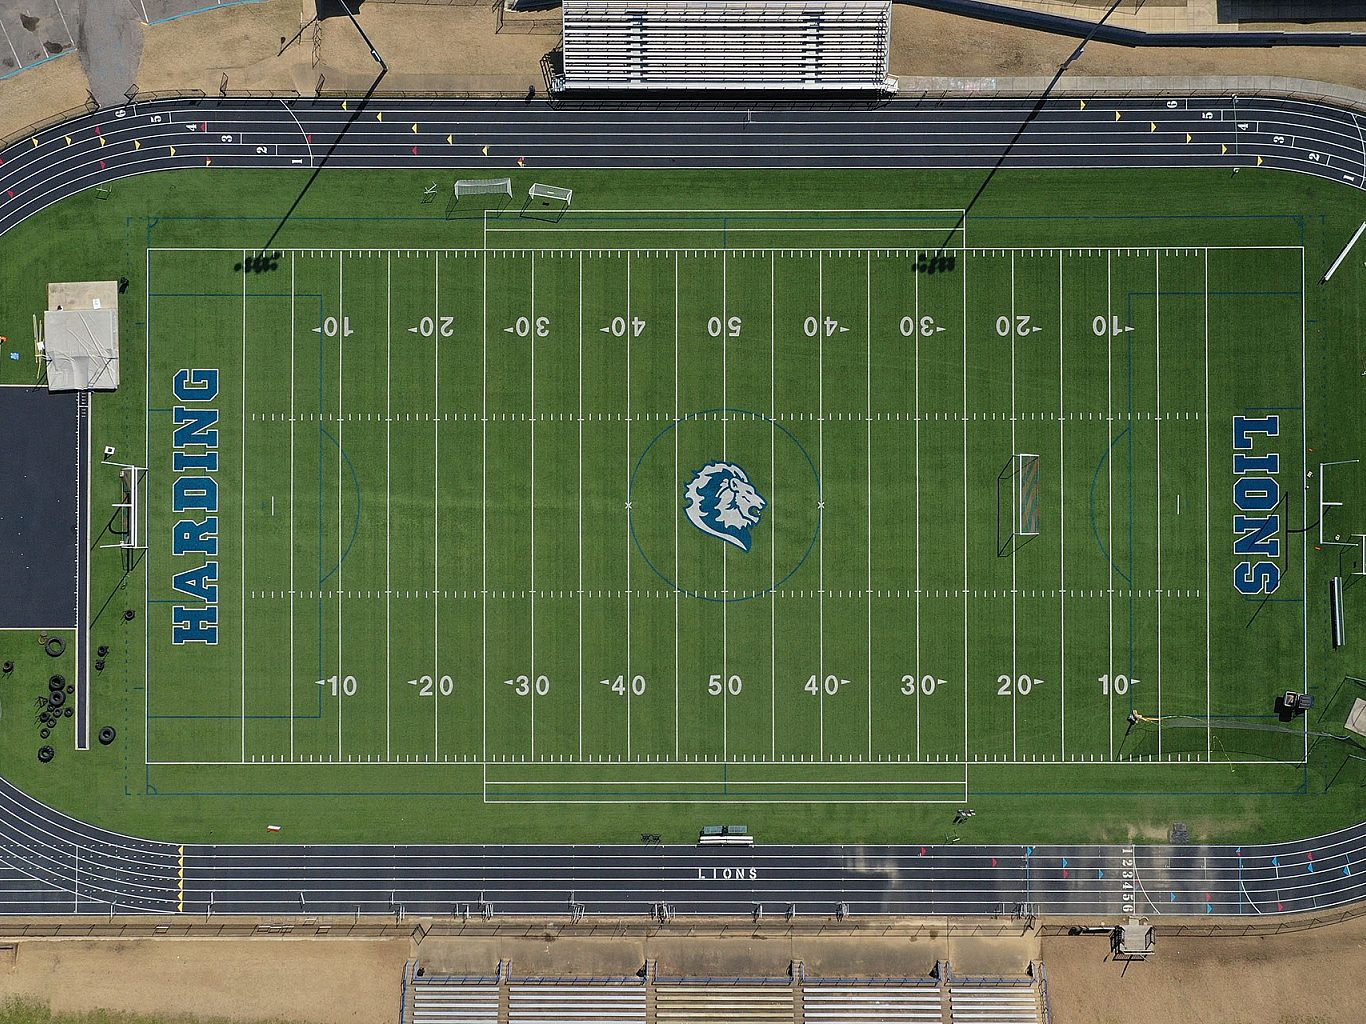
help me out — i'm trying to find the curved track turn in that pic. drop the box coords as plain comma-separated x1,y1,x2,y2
0,94,1363,919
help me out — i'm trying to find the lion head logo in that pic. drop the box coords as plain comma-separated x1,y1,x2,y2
683,461,767,552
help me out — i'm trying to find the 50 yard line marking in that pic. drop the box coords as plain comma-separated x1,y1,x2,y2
722,249,729,762
1204,249,1211,761
673,255,680,762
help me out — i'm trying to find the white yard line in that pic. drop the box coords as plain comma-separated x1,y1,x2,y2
674,255,681,761
290,251,297,761
1058,250,1066,760
481,251,489,765
385,253,392,762
337,252,344,760
1106,250,1114,761
962,247,970,764
722,250,729,761
818,252,825,759
1010,252,1018,760
578,256,585,760
866,250,874,759
241,248,248,763
433,253,441,758
626,252,633,758
1301,247,1309,763
914,255,922,759
1204,249,1212,761
770,253,777,760
1155,251,1162,757
530,252,537,760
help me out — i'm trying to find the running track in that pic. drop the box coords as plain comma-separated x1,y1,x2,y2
0,94,1363,918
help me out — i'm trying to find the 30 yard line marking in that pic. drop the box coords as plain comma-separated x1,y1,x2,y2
914,254,922,759
530,251,538,760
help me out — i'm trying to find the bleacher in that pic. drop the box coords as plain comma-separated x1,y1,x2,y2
509,982,646,1023
556,0,897,94
401,961,1048,1024
804,982,944,1023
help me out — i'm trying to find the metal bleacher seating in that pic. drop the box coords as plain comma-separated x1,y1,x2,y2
508,982,646,1023
408,981,500,1024
946,983,1043,1024
557,0,897,94
804,983,945,1023
655,981,795,1024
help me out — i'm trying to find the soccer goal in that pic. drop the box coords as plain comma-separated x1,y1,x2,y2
99,458,147,570
528,183,572,208
454,177,513,201
997,453,1041,555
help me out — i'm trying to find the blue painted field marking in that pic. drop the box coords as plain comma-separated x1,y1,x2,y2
1098,868,1105,878
1169,891,1177,902
1271,855,1279,867
1206,902,1213,914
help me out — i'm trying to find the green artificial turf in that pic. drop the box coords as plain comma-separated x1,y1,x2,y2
0,164,1362,847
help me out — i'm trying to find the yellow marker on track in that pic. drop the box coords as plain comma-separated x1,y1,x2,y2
134,139,142,150
1221,143,1228,155
1150,122,1157,133
446,133,453,144
30,137,38,148
1079,100,1086,110
1257,155,1264,166
341,100,348,111
170,146,176,156
1185,133,1193,144
482,144,489,156
64,135,72,146
1114,110,1121,122
411,122,419,134
99,136,106,147
376,112,383,122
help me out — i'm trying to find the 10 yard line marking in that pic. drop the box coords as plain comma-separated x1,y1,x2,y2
1106,250,1114,761
337,253,344,760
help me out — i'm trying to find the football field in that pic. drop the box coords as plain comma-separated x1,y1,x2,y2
142,209,1311,805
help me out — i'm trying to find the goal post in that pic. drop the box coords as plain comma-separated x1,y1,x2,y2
453,177,513,201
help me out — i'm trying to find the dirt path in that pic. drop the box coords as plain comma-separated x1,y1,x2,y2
1043,916,1366,1024
0,937,410,1024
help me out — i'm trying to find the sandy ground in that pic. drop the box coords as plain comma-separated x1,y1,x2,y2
1043,914,1366,1024
0,54,92,145
0,937,410,1024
